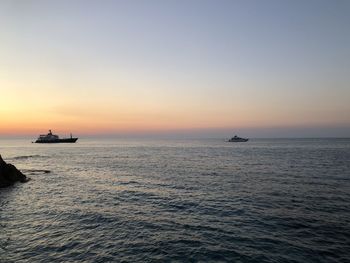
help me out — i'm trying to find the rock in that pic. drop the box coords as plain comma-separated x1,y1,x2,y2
0,155,28,188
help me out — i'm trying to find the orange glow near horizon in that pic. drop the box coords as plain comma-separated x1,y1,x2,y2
2,62,349,136
1,72,348,136
1,99,349,136
1,72,349,136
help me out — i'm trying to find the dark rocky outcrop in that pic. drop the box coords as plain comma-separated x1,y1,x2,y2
0,155,28,188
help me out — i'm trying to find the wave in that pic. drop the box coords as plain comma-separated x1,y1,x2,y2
21,169,51,175
10,155,47,160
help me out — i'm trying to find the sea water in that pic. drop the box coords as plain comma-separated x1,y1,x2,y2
0,138,349,262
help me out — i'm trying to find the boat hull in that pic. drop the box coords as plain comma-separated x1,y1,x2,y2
35,138,78,143
228,138,249,142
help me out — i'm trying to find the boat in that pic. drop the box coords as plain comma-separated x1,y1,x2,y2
34,130,78,143
228,135,249,142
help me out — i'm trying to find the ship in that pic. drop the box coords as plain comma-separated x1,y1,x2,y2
34,130,78,143
228,135,249,142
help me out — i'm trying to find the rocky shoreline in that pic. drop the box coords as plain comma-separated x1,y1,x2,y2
0,155,29,188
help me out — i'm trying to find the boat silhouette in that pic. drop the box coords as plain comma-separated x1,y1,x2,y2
34,130,78,143
228,135,249,142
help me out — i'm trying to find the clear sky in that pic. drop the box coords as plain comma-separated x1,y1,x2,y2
0,0,349,137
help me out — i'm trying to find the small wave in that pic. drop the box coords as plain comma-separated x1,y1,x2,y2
11,155,46,160
117,180,139,185
21,169,51,175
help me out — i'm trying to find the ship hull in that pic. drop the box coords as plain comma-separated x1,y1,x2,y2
228,138,249,142
35,138,78,143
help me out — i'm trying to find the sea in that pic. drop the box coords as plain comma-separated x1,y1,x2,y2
0,138,349,263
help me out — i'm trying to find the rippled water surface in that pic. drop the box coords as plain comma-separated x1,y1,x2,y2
1,138,350,262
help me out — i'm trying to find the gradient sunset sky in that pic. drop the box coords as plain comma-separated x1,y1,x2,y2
1,0,349,137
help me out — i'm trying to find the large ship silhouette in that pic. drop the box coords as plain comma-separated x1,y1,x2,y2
34,130,78,143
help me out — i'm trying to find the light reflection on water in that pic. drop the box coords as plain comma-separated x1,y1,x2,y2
1,138,350,262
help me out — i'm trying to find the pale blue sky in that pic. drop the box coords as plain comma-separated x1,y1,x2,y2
0,0,349,137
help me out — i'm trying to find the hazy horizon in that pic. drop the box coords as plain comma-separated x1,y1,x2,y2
1,124,350,140
1,0,349,137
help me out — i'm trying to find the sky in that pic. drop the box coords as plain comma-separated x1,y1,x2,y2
0,0,349,138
